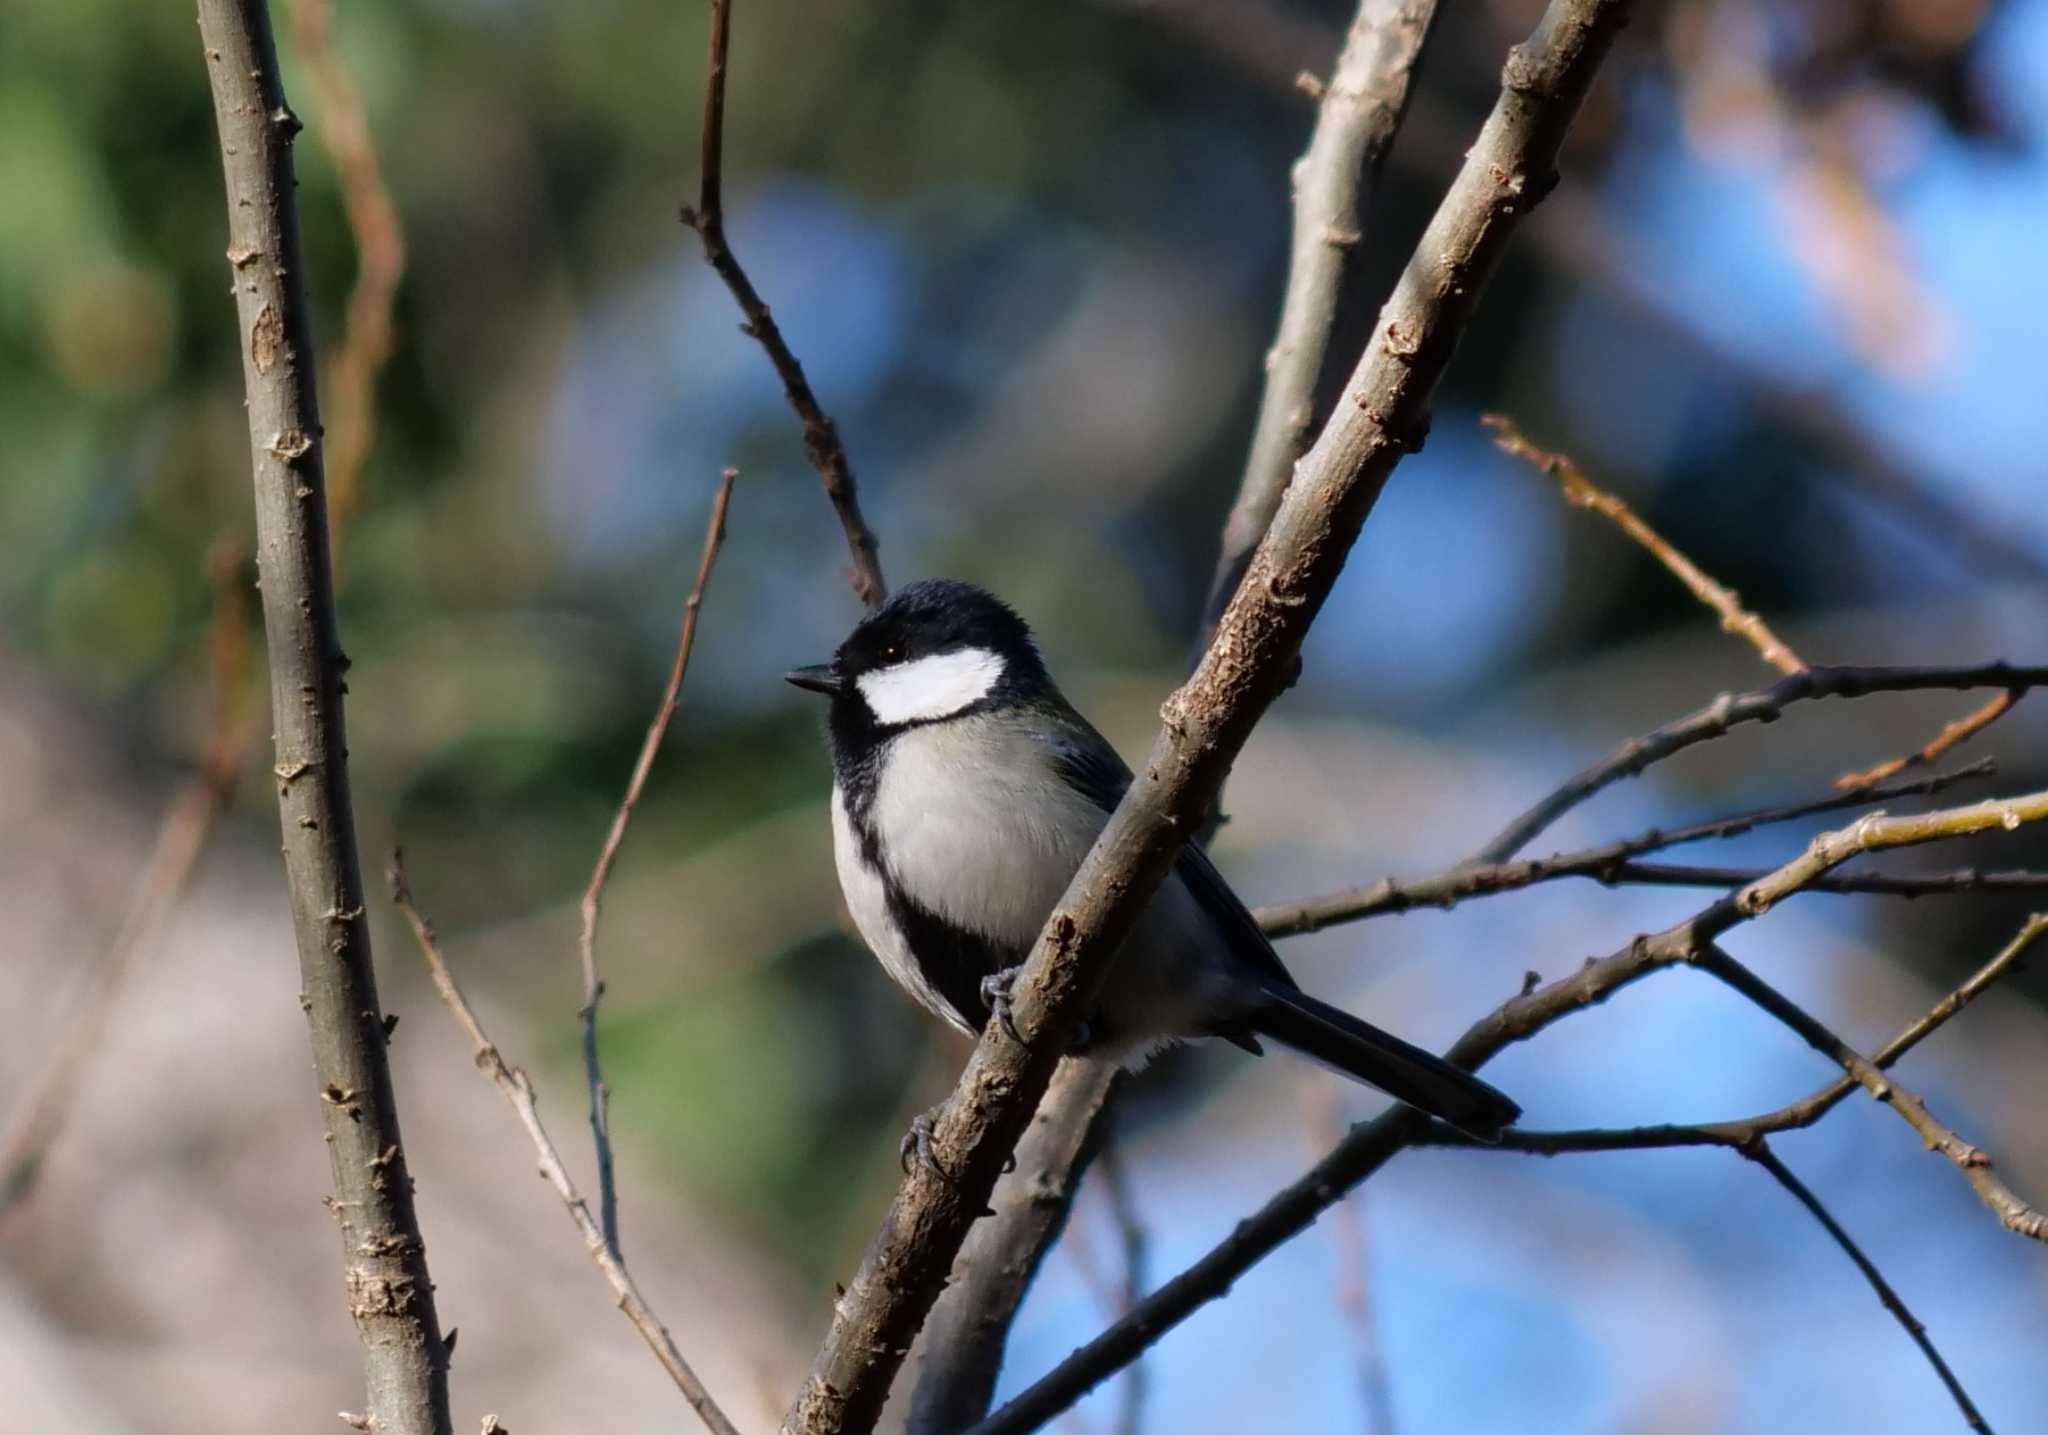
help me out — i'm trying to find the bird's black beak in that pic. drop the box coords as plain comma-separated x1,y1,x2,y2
785,664,844,697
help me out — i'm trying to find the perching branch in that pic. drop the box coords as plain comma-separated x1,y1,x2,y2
196,4,451,1430
905,1062,1122,1435
577,468,738,1260
1255,758,2002,935
1484,413,1805,674
788,2,1639,1429
969,791,2048,1433
1469,663,2048,866
387,855,743,1435
679,0,885,609
1199,0,1444,652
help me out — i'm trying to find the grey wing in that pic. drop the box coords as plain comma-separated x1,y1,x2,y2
1037,707,1298,995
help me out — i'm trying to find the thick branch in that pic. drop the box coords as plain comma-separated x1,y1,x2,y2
679,0,884,608
970,791,2048,1431
905,1062,1121,1435
196,5,449,1430
388,858,742,1435
1471,664,2044,865
787,2,1638,1430
1199,0,1443,651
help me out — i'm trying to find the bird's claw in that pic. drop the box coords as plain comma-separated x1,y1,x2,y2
900,1105,946,1178
981,965,1027,1045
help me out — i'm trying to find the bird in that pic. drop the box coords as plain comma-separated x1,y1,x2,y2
786,578,1519,1143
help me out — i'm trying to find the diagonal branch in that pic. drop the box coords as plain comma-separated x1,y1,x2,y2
197,3,451,1429
968,792,2048,1433
679,0,885,609
1198,0,1444,654
1470,663,2048,865
1255,758,2001,935
1741,1140,1994,1433
577,469,738,1260
787,1,1641,1429
1484,412,1805,674
388,856,742,1435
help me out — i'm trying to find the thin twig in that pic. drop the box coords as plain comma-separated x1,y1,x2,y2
679,0,884,609
1096,1138,1150,1435
1693,942,2047,1243
1837,690,2021,790
1470,663,2048,865
1199,0,1445,655
1483,413,1805,674
1256,759,2003,935
968,792,2048,1433
788,2,1639,1428
0,540,253,1213
1312,1081,1396,1435
286,0,404,553
198,4,451,1428
577,469,738,1260
1742,1140,1994,1433
387,854,743,1435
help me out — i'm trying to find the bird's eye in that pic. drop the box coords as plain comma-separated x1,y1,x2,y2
882,644,901,662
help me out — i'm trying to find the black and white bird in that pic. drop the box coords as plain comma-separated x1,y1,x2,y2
787,579,1519,1140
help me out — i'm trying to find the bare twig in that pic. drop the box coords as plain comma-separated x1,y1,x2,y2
1742,1140,1993,1433
969,792,2048,1433
1199,0,1444,653
285,0,404,550
788,2,1640,1429
1313,1081,1396,1435
1470,663,2048,865
1837,690,2021,790
906,1063,1122,1435
0,540,254,1213
678,0,884,609
1483,413,1805,674
577,469,738,1260
387,856,742,1435
1693,941,2047,1243
1096,1138,1150,1435
1256,759,2003,935
197,4,450,1429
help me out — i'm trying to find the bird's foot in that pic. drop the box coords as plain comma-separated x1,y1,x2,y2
900,1102,946,1178
980,965,1027,1045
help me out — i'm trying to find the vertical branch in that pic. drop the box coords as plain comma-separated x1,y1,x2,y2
577,469,739,1259
195,5,451,1433
680,0,886,609
1198,0,1443,651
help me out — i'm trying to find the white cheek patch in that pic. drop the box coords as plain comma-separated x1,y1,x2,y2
857,647,1006,725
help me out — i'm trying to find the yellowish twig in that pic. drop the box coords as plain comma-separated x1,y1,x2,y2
1484,412,1806,674
1835,689,2020,789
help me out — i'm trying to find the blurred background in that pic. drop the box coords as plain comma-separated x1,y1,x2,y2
3,0,2046,1430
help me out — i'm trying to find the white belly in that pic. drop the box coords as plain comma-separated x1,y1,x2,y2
830,715,1246,1053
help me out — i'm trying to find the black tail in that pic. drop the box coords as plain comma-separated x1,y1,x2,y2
1244,986,1520,1140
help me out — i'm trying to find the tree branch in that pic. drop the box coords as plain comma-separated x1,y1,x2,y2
1484,412,1805,674
679,0,885,609
905,1063,1122,1435
787,2,1639,1429
577,469,738,1260
969,791,2048,1432
387,856,742,1435
1255,758,2002,935
1742,1140,1994,1433
196,5,450,1429
1470,664,2047,865
1198,0,1444,653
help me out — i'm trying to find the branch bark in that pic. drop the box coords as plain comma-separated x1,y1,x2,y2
786,1,1638,1429
1198,0,1444,652
969,789,2048,1432
196,5,450,1431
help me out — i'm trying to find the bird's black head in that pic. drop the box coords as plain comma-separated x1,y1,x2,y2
786,579,1051,736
